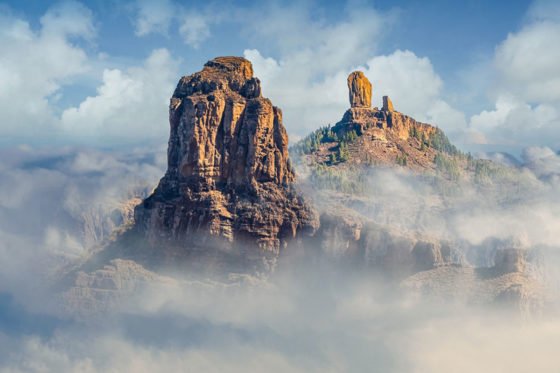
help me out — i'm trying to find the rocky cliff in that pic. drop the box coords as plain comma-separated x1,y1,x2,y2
293,71,457,173
133,57,318,272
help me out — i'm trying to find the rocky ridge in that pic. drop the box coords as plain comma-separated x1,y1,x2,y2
293,71,459,173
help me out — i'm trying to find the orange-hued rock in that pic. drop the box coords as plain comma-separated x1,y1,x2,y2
347,71,372,108
382,95,394,112
134,57,318,271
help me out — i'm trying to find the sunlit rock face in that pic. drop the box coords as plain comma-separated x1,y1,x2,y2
134,57,318,272
382,95,394,112
347,71,372,108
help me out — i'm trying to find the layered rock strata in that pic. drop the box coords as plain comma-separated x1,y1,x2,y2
134,57,318,271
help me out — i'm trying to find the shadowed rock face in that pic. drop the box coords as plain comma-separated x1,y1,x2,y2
134,56,318,272
382,95,394,112
347,71,372,108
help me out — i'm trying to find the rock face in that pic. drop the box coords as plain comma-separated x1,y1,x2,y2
134,56,318,272
298,71,439,172
382,95,394,112
347,71,372,108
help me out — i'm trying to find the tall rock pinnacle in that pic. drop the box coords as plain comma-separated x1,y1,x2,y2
167,56,292,189
134,56,318,272
347,71,372,108
382,95,394,112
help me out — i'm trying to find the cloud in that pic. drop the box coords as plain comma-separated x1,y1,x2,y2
132,0,174,36
40,1,96,40
465,0,560,150
178,12,212,48
0,2,94,138
495,21,560,103
240,3,391,136
60,48,179,142
362,50,468,136
0,144,559,371
131,0,219,48
521,146,560,179
247,46,466,141
1,272,559,373
0,146,165,311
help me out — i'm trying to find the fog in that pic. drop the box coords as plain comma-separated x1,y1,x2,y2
0,146,559,372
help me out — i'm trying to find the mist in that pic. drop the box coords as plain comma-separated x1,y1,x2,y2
0,145,559,372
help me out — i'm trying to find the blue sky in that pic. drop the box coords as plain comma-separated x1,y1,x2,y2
1,0,559,155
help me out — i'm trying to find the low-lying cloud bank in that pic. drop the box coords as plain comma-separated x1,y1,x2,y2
1,271,559,373
0,145,560,372
0,145,165,312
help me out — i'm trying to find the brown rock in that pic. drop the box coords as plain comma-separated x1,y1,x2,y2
324,73,439,172
134,56,318,272
382,95,394,112
347,71,372,108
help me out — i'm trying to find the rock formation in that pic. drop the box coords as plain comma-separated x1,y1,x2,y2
382,95,394,112
291,71,441,172
347,71,372,108
337,72,435,141
133,56,318,272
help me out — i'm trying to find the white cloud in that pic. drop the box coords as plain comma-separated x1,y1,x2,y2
363,50,443,114
247,46,465,140
40,1,96,40
132,0,173,36
495,21,560,103
465,0,560,150
179,13,211,48
60,49,179,141
521,146,560,178
241,4,393,136
362,50,467,136
0,2,94,138
132,0,219,48
469,96,560,148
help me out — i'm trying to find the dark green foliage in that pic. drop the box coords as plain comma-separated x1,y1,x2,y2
291,125,360,165
290,125,338,155
468,158,516,185
309,165,368,194
409,125,419,139
342,130,358,143
429,128,460,156
409,125,431,151
396,153,408,166
434,153,460,181
338,142,349,162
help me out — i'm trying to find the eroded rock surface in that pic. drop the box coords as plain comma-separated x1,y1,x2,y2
134,57,318,272
347,71,372,108
382,95,394,112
